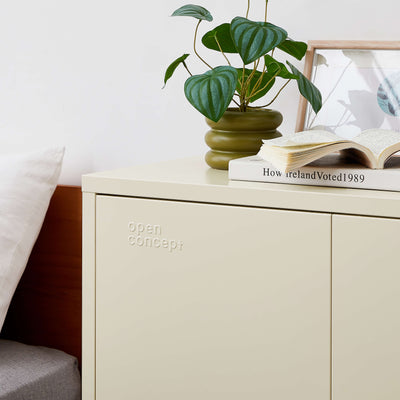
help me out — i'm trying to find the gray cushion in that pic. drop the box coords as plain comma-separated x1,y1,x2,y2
0,340,80,400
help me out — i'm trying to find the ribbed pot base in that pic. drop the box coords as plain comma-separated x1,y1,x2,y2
205,150,256,170
204,108,283,170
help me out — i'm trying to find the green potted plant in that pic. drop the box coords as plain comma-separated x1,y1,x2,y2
164,1,322,169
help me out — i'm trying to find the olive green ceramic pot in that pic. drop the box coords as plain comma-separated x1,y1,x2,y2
205,108,283,170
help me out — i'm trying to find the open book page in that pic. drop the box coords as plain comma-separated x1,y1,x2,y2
259,129,377,172
263,130,347,148
351,129,400,167
259,130,358,172
259,129,400,172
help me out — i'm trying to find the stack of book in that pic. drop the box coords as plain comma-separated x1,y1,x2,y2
228,129,400,191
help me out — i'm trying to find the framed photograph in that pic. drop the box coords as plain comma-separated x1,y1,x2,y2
296,41,400,139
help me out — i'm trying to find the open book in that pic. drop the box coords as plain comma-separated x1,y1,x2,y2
258,129,400,173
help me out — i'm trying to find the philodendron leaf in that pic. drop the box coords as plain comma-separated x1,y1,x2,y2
171,4,213,21
230,17,287,65
278,39,307,61
184,66,238,122
287,61,322,114
163,54,190,87
202,23,237,53
264,55,297,80
236,68,275,102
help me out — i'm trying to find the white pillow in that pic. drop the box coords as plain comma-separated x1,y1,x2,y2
0,147,64,331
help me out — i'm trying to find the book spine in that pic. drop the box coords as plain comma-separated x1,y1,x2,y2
229,162,400,192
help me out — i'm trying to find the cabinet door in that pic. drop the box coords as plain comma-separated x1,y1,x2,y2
95,195,331,400
333,215,400,400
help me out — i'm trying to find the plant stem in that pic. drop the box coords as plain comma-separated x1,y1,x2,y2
240,65,246,89
242,61,259,102
232,98,240,107
245,0,250,18
247,58,275,99
250,79,291,108
264,80,291,107
182,61,193,76
246,70,280,104
265,0,269,22
250,65,267,95
238,64,247,111
215,36,231,66
194,20,212,69
243,62,257,91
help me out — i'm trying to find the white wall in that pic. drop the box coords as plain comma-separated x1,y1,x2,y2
0,0,399,184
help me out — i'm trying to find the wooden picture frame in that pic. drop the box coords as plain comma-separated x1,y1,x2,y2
295,41,400,136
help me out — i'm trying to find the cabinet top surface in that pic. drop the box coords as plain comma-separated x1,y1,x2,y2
82,157,400,218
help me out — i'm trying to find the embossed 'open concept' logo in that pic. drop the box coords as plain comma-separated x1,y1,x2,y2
128,221,184,252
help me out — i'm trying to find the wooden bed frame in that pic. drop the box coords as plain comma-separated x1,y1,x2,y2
0,185,82,365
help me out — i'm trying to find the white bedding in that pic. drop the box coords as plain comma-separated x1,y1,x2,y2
0,147,64,331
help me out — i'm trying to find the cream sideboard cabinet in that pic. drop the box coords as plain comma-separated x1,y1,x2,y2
82,158,400,400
